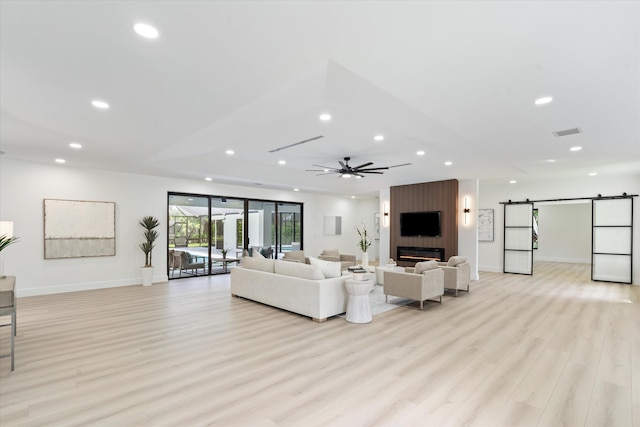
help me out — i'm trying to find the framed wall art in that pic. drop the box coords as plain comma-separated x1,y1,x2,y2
44,199,116,259
478,208,494,242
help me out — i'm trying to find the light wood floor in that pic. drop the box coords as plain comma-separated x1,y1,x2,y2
1,262,639,426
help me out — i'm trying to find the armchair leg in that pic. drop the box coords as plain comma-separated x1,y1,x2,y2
420,300,424,310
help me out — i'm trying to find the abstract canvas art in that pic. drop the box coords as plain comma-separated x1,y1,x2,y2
44,199,116,259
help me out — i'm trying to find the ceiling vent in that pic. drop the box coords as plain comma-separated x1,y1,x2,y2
553,127,582,137
269,135,324,153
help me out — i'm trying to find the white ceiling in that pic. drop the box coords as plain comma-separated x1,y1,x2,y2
1,1,638,196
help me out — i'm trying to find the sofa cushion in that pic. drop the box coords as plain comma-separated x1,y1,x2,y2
241,257,275,273
308,256,341,279
275,260,324,280
447,256,467,267
414,260,439,274
321,249,340,258
282,250,306,263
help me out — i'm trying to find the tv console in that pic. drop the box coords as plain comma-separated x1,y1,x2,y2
397,246,445,265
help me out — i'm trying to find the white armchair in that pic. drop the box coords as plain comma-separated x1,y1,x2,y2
383,264,444,310
437,256,470,296
318,249,356,270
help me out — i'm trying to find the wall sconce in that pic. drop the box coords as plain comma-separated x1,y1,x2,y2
383,203,389,227
463,197,470,225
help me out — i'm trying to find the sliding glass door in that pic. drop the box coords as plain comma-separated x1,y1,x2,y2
168,193,303,278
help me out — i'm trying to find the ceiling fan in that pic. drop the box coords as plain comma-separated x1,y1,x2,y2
306,157,411,178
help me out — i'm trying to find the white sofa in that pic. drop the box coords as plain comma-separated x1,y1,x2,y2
230,257,349,322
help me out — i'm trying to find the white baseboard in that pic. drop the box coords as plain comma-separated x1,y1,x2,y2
18,274,169,297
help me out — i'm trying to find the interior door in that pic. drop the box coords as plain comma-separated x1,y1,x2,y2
592,197,633,283
503,202,534,275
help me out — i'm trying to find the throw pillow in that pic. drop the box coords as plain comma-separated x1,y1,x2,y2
414,260,439,274
447,256,467,267
252,250,265,259
274,260,324,280
308,256,341,279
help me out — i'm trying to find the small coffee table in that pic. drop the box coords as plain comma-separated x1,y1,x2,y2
345,278,374,323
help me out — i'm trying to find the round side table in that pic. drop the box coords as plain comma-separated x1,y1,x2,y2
345,278,374,323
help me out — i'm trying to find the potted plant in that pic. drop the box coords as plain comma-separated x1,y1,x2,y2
139,216,160,286
221,248,229,259
355,225,372,268
0,232,19,278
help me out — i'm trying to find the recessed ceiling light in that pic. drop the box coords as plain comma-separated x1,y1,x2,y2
416,150,425,156
55,158,66,164
589,172,598,176
323,168,330,172
278,160,286,165
205,177,212,181
356,175,363,179
534,96,553,105
187,198,193,201
351,196,356,198
546,159,557,163
570,146,582,152
319,113,331,121
91,100,109,109
342,174,352,178
225,149,235,155
133,23,159,39
374,135,384,141
293,188,299,192
444,161,452,166
509,180,517,184
69,142,82,149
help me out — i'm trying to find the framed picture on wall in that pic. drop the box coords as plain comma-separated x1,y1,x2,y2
478,209,494,242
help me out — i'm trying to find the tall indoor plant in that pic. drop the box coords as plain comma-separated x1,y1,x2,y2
355,225,372,268
139,216,160,286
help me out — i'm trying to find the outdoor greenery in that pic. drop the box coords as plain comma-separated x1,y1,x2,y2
139,216,160,267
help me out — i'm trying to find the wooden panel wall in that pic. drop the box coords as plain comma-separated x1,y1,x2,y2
390,179,458,266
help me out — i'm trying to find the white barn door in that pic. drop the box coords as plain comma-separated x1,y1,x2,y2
592,197,633,284
503,203,534,275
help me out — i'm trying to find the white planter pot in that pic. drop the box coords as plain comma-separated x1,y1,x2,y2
141,266,154,286
361,252,369,269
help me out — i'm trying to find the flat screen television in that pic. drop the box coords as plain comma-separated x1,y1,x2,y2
400,211,441,237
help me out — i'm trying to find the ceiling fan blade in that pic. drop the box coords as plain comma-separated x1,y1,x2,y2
388,163,412,168
311,164,336,170
316,172,338,176
352,162,373,169
338,160,346,169
357,166,389,171
359,171,385,174
306,169,332,172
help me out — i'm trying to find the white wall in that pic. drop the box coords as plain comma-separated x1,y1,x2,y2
0,158,368,296
534,202,591,263
479,174,640,284
459,179,480,280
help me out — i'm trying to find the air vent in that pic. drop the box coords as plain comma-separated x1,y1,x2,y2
269,135,324,153
553,127,582,137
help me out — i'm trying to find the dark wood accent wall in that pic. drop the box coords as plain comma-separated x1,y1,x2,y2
390,179,458,267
